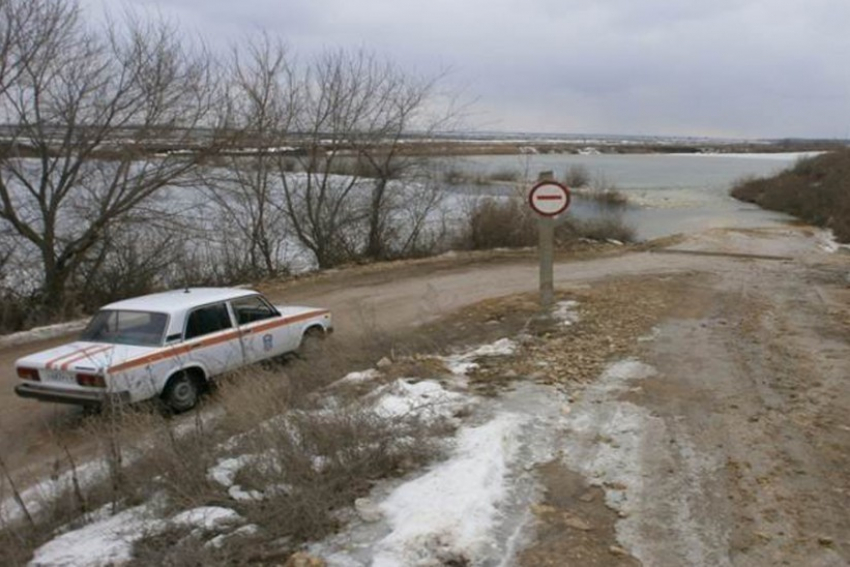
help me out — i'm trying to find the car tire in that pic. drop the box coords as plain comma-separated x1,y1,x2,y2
162,371,200,413
297,326,326,358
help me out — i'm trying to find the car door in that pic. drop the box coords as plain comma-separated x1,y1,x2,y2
230,295,294,364
182,302,243,376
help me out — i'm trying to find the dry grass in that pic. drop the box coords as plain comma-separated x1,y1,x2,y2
0,324,455,564
488,167,522,183
456,197,538,250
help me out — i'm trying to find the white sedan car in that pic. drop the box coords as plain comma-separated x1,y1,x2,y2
14,288,332,412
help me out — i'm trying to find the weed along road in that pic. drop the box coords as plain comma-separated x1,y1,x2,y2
2,226,850,565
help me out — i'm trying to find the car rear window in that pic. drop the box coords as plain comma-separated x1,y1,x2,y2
81,310,168,346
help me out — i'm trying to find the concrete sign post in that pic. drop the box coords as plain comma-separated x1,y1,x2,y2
529,173,571,310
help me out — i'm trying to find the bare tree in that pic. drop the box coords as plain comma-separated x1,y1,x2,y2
348,58,452,261
200,35,296,279
277,49,454,268
0,0,216,315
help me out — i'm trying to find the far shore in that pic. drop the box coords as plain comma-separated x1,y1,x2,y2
1,136,843,160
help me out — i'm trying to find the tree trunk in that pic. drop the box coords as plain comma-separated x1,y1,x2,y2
366,179,387,260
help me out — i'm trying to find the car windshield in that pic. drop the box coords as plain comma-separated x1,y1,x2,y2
80,310,167,346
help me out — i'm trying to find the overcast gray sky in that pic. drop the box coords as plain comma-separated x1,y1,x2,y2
83,0,850,139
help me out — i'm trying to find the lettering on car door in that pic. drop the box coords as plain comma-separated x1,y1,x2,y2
230,295,292,363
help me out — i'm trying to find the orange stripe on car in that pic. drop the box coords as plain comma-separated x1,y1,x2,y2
60,345,114,371
106,310,328,375
247,310,329,334
46,344,109,369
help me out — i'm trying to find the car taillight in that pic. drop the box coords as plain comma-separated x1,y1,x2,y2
76,373,105,388
17,367,39,381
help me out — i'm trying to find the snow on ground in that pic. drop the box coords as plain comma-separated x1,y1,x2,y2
29,504,154,567
369,379,470,425
207,455,266,502
170,506,242,532
813,228,850,254
1,407,225,524
440,338,517,376
0,460,111,525
372,414,524,566
312,381,571,566
0,320,87,349
552,300,580,326
29,502,244,567
21,338,552,566
337,369,383,385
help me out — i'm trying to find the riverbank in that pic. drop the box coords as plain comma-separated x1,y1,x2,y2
731,149,850,242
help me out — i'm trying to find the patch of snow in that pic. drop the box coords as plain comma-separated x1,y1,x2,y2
31,502,244,566
208,456,251,488
29,503,162,567
443,358,479,375
0,319,87,348
552,300,580,326
600,359,657,384
354,498,383,523
170,506,242,531
2,460,111,525
371,379,469,424
228,485,265,502
206,524,260,548
440,338,518,376
310,383,570,566
813,228,846,253
208,456,266,501
338,369,382,385
372,414,525,566
468,338,517,357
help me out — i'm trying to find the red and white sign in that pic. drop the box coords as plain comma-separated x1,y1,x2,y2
528,181,571,217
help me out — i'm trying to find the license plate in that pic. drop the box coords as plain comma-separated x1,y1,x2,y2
39,369,76,384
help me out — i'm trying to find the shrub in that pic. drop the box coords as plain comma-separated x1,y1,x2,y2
457,198,538,250
563,164,590,188
730,149,850,242
230,401,445,543
488,167,521,183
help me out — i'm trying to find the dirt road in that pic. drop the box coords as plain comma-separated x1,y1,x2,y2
2,227,849,565
0,245,698,478
616,234,850,566
517,228,850,566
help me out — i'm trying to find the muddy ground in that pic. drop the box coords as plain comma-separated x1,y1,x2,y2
1,226,849,566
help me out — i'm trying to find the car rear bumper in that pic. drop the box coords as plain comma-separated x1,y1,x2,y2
15,382,131,407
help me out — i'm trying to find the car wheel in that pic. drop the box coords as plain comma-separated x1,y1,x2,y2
162,371,200,413
297,326,326,358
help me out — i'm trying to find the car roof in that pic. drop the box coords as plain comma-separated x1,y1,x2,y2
100,287,260,315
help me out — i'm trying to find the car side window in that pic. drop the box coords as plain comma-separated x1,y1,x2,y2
231,295,278,326
184,303,233,340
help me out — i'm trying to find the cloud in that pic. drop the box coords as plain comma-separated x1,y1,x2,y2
81,0,850,138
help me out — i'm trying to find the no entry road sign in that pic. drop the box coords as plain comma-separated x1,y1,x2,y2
528,180,571,217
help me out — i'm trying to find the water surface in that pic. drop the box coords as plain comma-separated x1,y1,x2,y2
456,153,811,240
